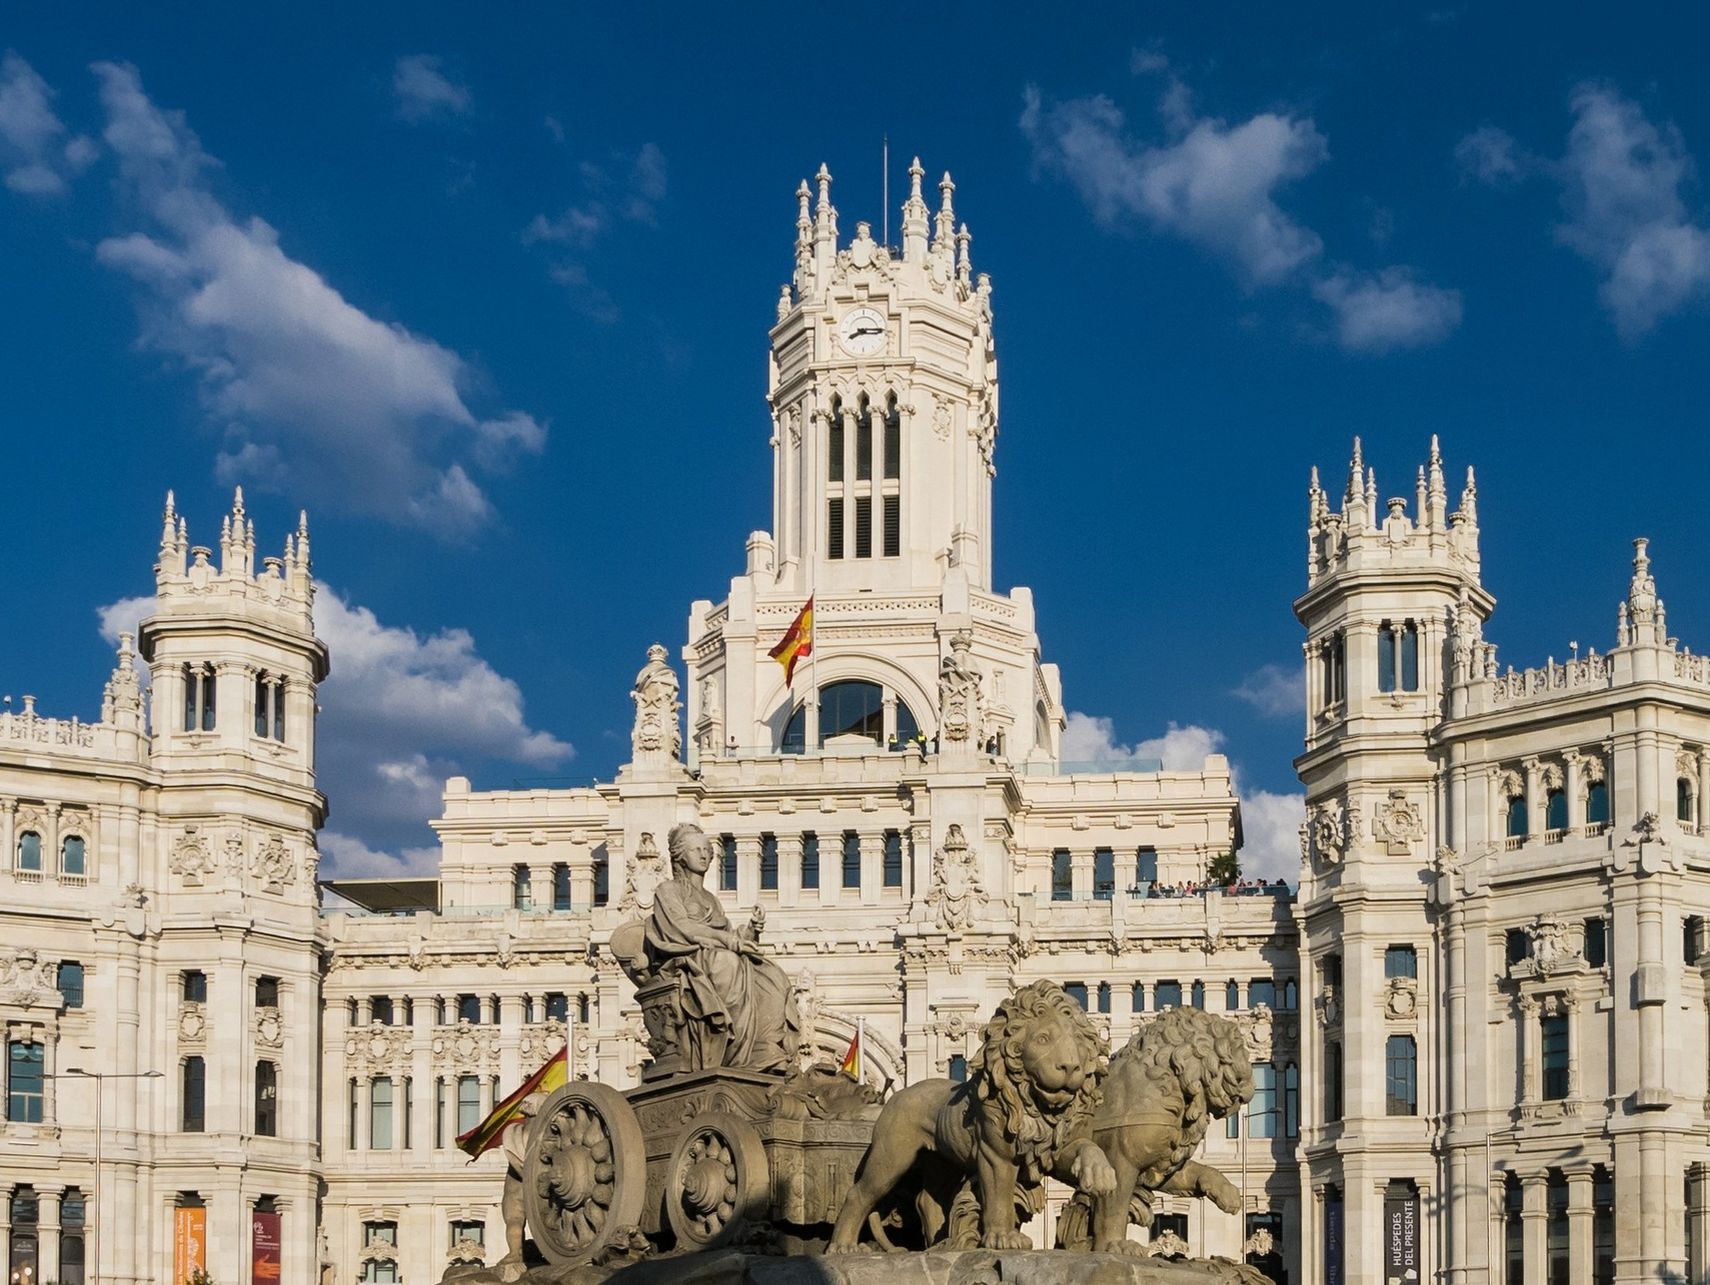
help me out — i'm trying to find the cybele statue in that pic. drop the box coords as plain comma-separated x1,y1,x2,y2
441,839,1267,1284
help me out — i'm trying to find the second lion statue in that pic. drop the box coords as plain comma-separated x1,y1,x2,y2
1055,1005,1255,1254
827,980,1117,1252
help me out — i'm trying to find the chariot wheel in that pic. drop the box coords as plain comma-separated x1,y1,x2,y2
663,1111,769,1251
522,1082,645,1265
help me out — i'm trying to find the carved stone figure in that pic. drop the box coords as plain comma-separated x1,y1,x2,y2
1055,1007,1254,1254
937,632,983,745
609,823,800,1073
826,980,1116,1253
925,823,986,930
1308,800,1350,867
630,643,682,761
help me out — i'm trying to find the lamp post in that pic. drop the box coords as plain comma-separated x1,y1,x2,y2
61,1068,163,1285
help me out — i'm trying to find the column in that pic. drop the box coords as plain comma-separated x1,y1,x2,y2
1517,996,1539,1112
37,1186,61,1283
1688,1162,1710,1285
859,832,882,907
1523,757,1543,840
804,693,820,754
1072,849,1091,900
1,797,15,872
1565,1166,1595,1285
881,693,897,746
44,803,61,875
1699,754,1710,838
1488,769,1505,849
736,835,760,907
778,834,803,909
1111,975,1135,1041
1563,751,1583,836
569,839,594,910
1521,1172,1548,1285
1445,903,1470,1283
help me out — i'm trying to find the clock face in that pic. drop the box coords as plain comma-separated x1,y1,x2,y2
838,307,887,357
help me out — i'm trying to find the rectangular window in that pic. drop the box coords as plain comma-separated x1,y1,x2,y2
1378,622,1397,694
255,976,280,1008
435,1078,446,1149
1155,980,1183,1009
841,831,861,891
882,830,903,888
1093,847,1115,901
370,996,394,1026
827,497,845,559
456,994,481,1024
183,970,207,1004
1064,982,1088,1010
255,1061,278,1137
1249,979,1277,1010
545,992,569,1023
1096,982,1111,1014
202,668,216,730
348,1079,358,1148
182,1056,206,1132
1136,846,1158,886
1249,1063,1279,1137
592,851,609,906
882,495,900,558
1401,621,1420,690
1385,1034,1418,1115
1284,1063,1300,1137
457,1076,481,1135
1326,1041,1344,1121
828,415,844,482
760,833,778,891
1686,915,1703,965
1384,945,1418,980
1131,982,1145,1012
361,1222,400,1284
1593,1168,1614,1285
720,834,738,890
58,961,85,1009
854,496,872,559
553,862,571,911
450,1220,485,1252
8,1041,44,1123
254,673,270,737
882,407,899,479
1584,917,1607,968
1051,849,1073,901
512,863,531,910
402,1076,413,1150
1541,1013,1570,1100
801,832,819,890
370,1076,394,1149
1191,981,1206,1010
856,408,873,480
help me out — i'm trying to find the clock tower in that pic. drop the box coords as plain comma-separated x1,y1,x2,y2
681,159,1062,768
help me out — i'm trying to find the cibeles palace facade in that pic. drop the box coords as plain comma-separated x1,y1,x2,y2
4,162,1710,1285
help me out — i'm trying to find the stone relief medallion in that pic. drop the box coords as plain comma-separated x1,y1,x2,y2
925,824,986,931
1385,977,1419,1019
1371,789,1426,855
256,1007,284,1049
178,1003,206,1043
1308,799,1351,867
252,833,295,889
169,826,217,886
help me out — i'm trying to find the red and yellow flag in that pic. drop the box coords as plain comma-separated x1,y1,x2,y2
456,1044,568,1159
769,596,814,685
839,1019,862,1081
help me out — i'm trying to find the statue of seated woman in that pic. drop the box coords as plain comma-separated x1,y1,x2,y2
612,823,800,1074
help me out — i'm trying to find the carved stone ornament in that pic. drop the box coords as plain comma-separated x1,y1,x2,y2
617,831,665,916
631,643,683,761
1151,1228,1190,1259
169,825,219,886
1245,1003,1274,1061
252,832,295,890
348,1021,413,1073
255,1005,284,1049
1509,913,1586,981
1385,976,1419,1019
431,1019,499,1072
1308,799,1351,867
178,1002,206,1044
0,949,60,1008
1245,1227,1277,1258
1371,789,1426,855
931,396,953,441
447,1235,486,1266
937,632,983,744
925,823,986,931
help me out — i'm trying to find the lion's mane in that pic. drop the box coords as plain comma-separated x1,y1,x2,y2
972,980,1107,1189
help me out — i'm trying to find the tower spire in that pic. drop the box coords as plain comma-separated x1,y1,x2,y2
901,156,929,263
934,171,956,249
1426,434,1447,529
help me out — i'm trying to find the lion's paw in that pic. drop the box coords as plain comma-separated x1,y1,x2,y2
1069,1146,1117,1196
1207,1177,1242,1214
825,1239,867,1255
1094,1238,1149,1257
981,1230,1034,1251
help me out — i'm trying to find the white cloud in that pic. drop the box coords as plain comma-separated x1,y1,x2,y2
99,581,572,871
1313,268,1464,352
0,51,94,194
320,830,442,879
392,55,471,122
1061,713,1224,770
1231,664,1304,719
88,62,543,533
1021,77,1460,352
1238,789,1305,882
1454,125,1525,185
524,142,667,317
1558,84,1710,337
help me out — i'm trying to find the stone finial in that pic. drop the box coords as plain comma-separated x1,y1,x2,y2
901,156,930,263
934,171,956,248
955,223,972,286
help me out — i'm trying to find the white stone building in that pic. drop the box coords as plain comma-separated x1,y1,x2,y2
6,160,1705,1285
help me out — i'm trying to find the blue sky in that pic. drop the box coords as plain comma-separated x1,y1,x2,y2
5,5,1710,879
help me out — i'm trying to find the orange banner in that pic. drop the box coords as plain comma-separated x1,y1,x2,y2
173,1206,206,1283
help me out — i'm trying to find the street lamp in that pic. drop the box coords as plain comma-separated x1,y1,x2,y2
61,1068,164,1285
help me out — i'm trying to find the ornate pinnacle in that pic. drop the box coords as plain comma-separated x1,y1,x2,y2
815,163,832,218
795,180,811,235
909,155,924,201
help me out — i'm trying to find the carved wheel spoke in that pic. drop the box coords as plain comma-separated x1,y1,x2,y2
665,1111,768,1251
523,1083,644,1266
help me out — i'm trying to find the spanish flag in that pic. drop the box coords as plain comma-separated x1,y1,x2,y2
456,1044,568,1159
768,597,814,685
839,1018,863,1081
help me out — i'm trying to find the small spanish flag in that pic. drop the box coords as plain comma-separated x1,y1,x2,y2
839,1017,863,1081
768,596,814,685
456,1044,568,1159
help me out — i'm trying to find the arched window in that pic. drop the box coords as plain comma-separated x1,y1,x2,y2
1034,700,1051,753
1190,980,1206,1010
826,396,846,560
1505,793,1528,840
1586,780,1610,826
881,394,901,557
1679,778,1697,826
781,681,918,753
1225,981,1240,1010
61,834,86,877
1096,981,1111,1014
17,831,41,872
1545,788,1568,832
948,1054,967,1082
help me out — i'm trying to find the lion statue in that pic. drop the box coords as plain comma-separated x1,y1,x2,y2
827,980,1117,1253
1055,1005,1254,1255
